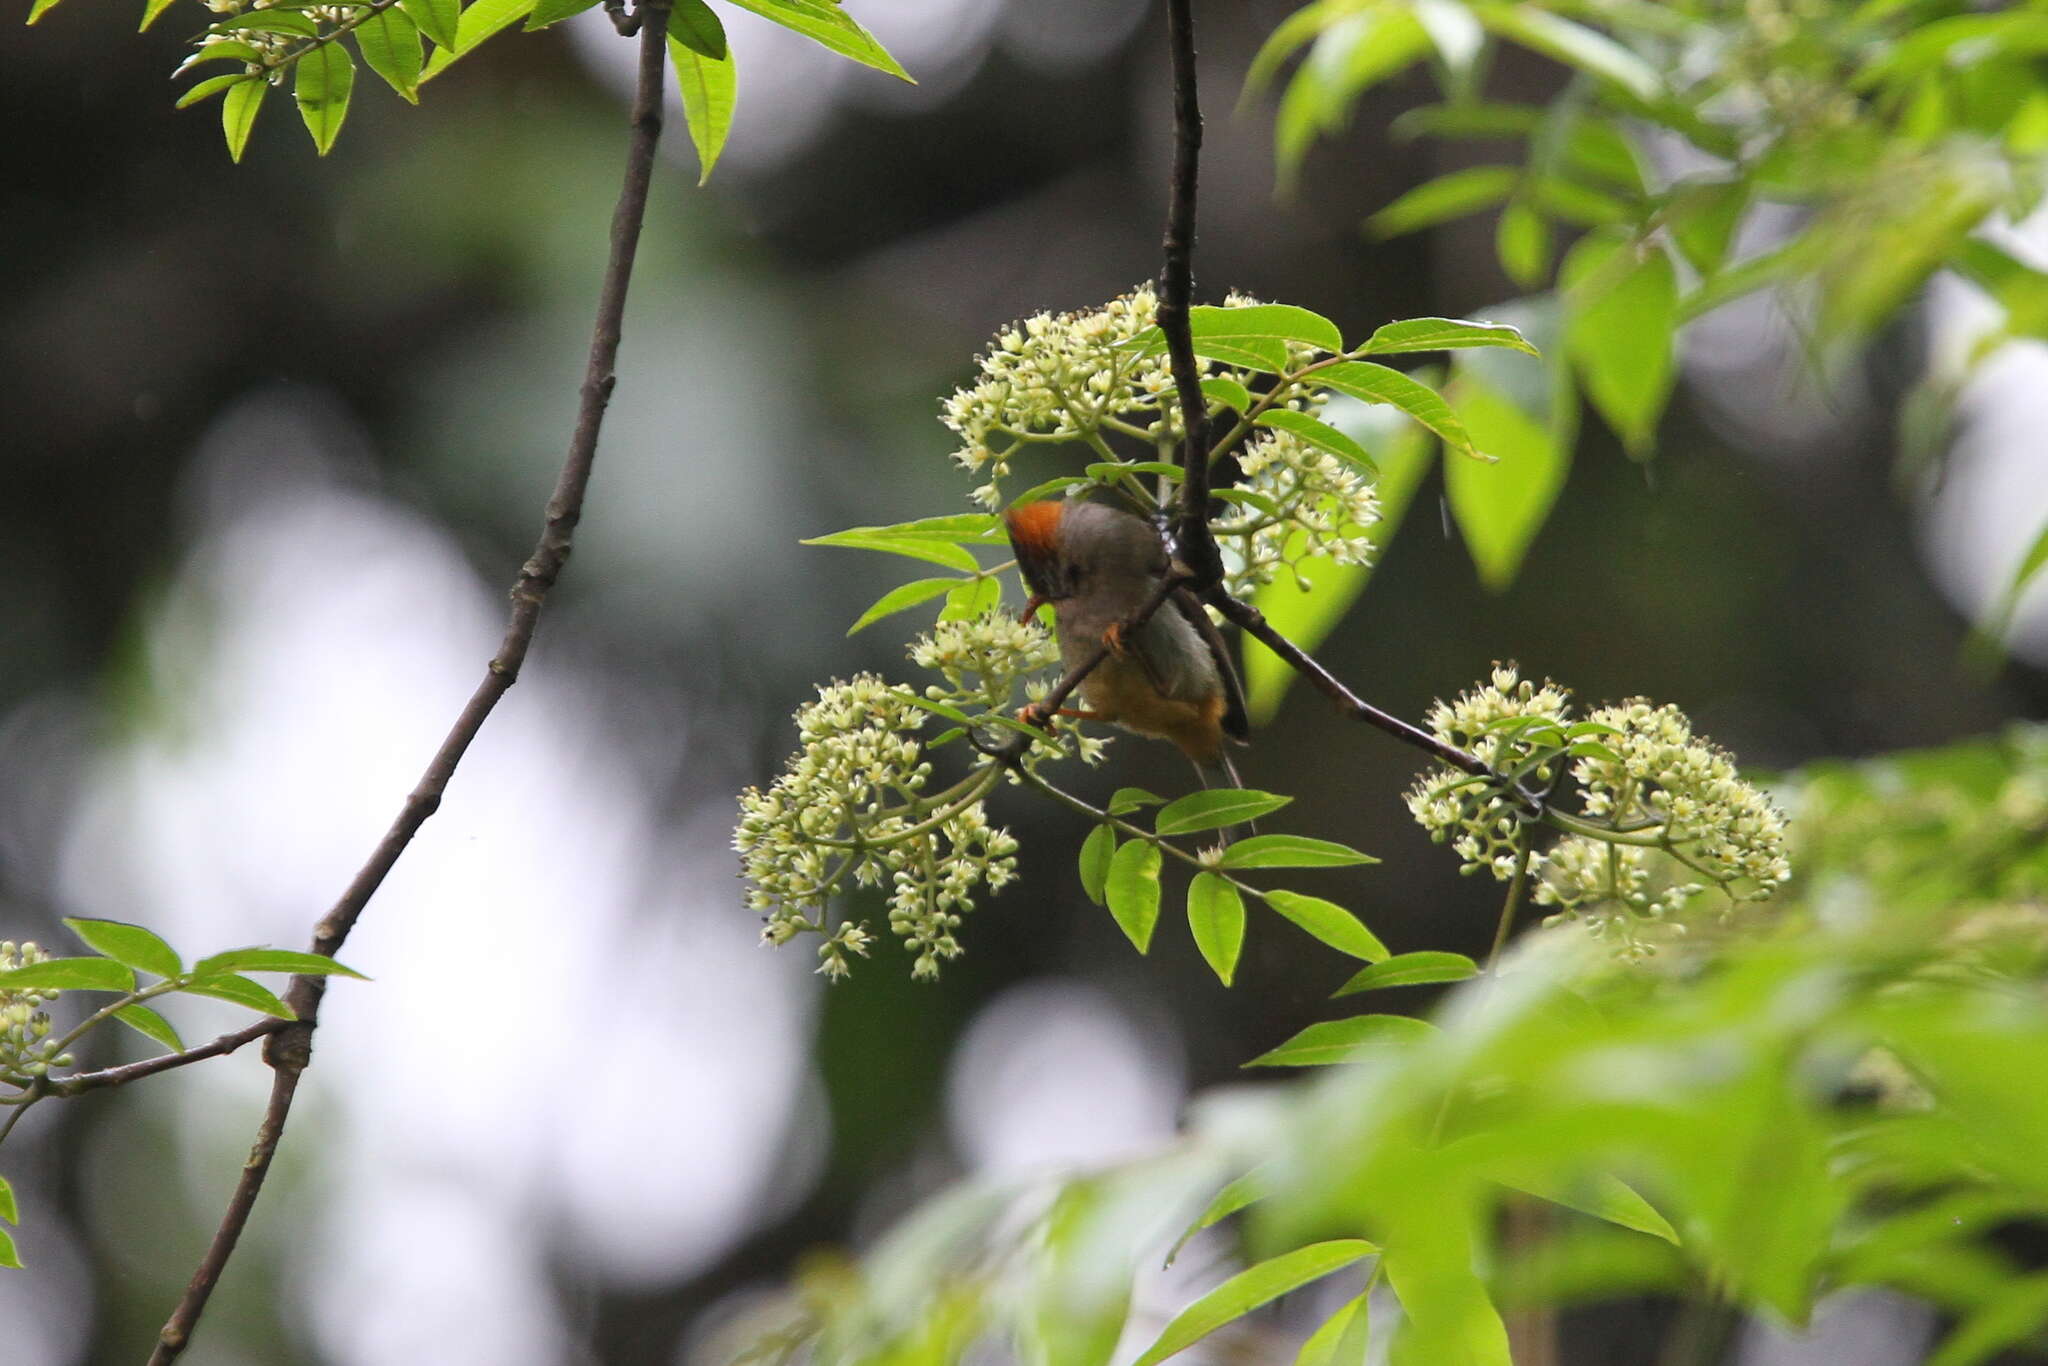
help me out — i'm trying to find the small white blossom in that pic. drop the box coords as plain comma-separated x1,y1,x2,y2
1405,667,1792,958
735,611,1066,981
0,942,61,1080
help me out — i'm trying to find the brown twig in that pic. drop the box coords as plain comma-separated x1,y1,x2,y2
1157,0,1223,591
47,1019,286,1098
1203,588,1489,776
144,4,676,1359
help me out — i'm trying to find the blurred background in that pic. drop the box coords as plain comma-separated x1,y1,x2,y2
3,0,2046,1361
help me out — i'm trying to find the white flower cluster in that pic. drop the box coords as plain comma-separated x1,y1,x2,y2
737,611,1067,980
941,287,1179,509
0,941,66,1079
1215,426,1381,594
1552,699,1792,897
1534,839,1702,958
938,287,1316,510
1406,669,1793,955
1405,665,1570,877
910,610,1059,710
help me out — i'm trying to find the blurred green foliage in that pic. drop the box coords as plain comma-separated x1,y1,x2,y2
732,724,2048,1365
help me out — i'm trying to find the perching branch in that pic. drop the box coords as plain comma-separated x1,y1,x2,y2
1204,588,1490,777
52,1018,286,1098
1028,0,1493,788
144,4,677,1359
1157,0,1223,592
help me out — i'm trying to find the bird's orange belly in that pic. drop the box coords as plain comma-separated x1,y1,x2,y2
1081,658,1226,762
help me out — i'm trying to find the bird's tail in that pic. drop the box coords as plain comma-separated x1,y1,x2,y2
1192,747,1258,843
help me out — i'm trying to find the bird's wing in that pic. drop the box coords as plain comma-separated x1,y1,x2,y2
1169,587,1250,741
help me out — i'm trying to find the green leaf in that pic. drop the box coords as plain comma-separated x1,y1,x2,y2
804,517,996,573
1474,2,1660,100
1490,1168,1678,1245
1368,166,1518,238
1361,316,1539,358
0,1175,14,1224
179,40,265,71
1953,239,2048,341
1495,199,1551,289
1246,1014,1434,1067
1131,1240,1379,1366
670,33,737,184
1262,890,1388,962
846,577,956,635
667,0,726,57
1212,487,1284,519
294,41,355,155
1255,410,1377,474
938,575,999,621
180,974,295,1019
1202,377,1253,413
113,1004,185,1054
1007,475,1093,507
221,74,267,163
190,948,368,979
0,958,135,993
803,532,978,573
1667,178,1750,277
421,0,538,79
1273,10,1431,184
1316,362,1482,461
1078,824,1115,907
209,9,318,34
524,0,597,29
0,1227,18,1270
1333,951,1476,996
1297,1290,1372,1366
1155,788,1292,836
1194,303,1343,354
1085,461,1185,483
26,0,63,22
140,0,179,30
1561,229,1677,459
176,72,255,109
356,5,423,100
723,0,911,81
1107,787,1166,815
1381,1222,1511,1366
1443,368,1570,590
1531,175,1630,228
1166,1169,1267,1268
64,918,181,979
875,513,1004,540
1214,834,1376,869
1104,840,1162,953
1129,305,1341,372
1187,874,1246,986
1926,1272,2048,1366
400,0,459,48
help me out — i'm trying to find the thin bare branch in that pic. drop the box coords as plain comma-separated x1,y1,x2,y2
1203,588,1489,776
145,4,677,1358
1157,0,1223,591
47,1019,286,1099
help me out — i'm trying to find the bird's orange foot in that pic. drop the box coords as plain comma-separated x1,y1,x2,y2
1016,702,1053,731
1101,623,1126,656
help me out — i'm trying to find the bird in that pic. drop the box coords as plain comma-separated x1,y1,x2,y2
1004,498,1250,789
